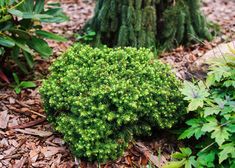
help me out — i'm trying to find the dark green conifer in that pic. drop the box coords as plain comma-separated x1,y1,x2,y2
86,0,212,50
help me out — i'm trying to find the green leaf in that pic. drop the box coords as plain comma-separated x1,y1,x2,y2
172,152,186,159
185,160,192,168
197,152,215,168
219,143,235,163
188,99,204,111
0,36,15,47
211,127,230,146
180,148,192,156
34,0,45,13
10,47,29,74
204,106,221,117
23,51,34,68
228,124,235,133
179,128,195,140
22,12,52,19
0,15,12,23
181,81,209,111
29,37,52,58
9,29,31,39
13,73,20,85
19,0,34,12
14,87,21,94
188,156,197,167
0,47,4,55
179,118,205,140
8,9,23,17
47,3,61,7
201,117,218,133
35,30,67,42
162,160,186,168
19,81,36,88
14,39,34,55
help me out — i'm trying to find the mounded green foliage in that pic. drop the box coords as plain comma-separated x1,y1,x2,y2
86,0,212,50
40,44,186,162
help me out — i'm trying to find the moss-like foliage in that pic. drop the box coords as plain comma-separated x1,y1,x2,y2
86,0,212,50
40,44,186,162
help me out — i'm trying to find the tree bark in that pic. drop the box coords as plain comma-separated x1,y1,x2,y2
86,0,212,50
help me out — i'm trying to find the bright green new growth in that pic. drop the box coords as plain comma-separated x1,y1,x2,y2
40,44,186,162
86,0,212,50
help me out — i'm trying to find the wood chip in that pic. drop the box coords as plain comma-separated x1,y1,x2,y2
41,146,65,158
15,128,53,137
0,110,9,129
9,118,45,129
13,157,27,168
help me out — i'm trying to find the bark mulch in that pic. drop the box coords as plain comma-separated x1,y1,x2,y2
0,0,234,167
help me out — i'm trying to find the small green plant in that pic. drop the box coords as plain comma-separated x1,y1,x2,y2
0,0,68,76
40,44,186,162
163,148,197,168
163,51,235,168
75,28,96,43
11,73,36,94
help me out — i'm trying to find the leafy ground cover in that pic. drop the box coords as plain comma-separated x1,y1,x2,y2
0,0,234,167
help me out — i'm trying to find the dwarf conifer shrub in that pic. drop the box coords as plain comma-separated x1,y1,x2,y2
40,44,186,162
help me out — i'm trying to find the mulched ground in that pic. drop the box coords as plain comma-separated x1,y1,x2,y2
0,0,234,167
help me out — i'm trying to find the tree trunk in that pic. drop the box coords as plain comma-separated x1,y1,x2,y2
85,0,212,50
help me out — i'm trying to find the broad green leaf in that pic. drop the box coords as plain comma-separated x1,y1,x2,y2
18,0,34,12
180,148,192,156
40,15,69,23
181,81,209,111
35,30,67,42
197,152,215,168
211,127,230,145
204,107,221,117
185,160,192,168
201,117,218,133
9,29,31,39
10,47,29,74
23,51,34,68
228,124,235,133
20,81,36,88
179,128,195,140
8,9,23,17
22,12,52,19
179,119,206,140
162,160,186,168
41,8,69,23
188,99,204,111
87,31,96,36
14,39,34,55
29,37,52,58
206,74,216,87
219,143,235,163
223,80,235,88
0,36,15,47
188,156,197,167
34,0,44,13
172,152,186,159
14,87,21,94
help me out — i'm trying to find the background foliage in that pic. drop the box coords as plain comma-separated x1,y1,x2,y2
0,0,68,75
